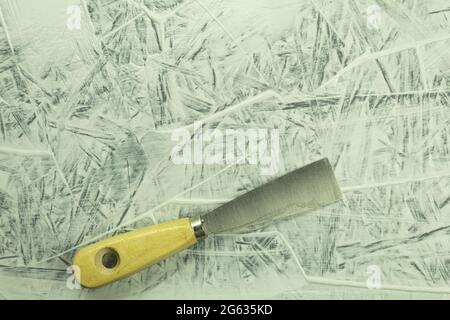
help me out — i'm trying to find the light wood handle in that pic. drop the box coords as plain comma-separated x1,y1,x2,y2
72,218,197,288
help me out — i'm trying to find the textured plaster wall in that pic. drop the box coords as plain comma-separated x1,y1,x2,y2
0,0,449,299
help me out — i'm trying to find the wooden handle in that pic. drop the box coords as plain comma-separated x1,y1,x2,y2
72,218,197,288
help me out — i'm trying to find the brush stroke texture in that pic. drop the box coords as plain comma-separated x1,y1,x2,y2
0,0,449,299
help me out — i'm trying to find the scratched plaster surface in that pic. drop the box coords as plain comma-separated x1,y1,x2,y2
0,0,449,299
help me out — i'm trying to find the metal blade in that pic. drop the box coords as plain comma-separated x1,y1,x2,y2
202,158,342,234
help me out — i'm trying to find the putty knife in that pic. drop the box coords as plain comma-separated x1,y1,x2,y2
73,158,342,288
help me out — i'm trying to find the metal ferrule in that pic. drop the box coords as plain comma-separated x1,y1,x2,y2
190,216,207,240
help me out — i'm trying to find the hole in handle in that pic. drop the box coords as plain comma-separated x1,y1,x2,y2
95,248,120,273
102,249,119,269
